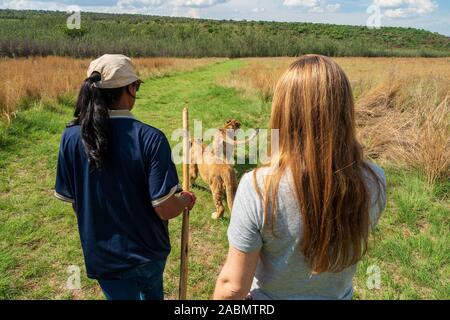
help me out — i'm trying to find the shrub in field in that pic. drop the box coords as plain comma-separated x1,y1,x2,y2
0,89,8,120
355,83,402,160
417,97,449,184
361,78,450,185
392,94,449,185
63,28,87,39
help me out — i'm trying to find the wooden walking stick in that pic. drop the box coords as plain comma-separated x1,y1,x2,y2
179,107,190,300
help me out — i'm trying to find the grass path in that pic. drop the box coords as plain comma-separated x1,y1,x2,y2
133,59,268,299
0,59,448,300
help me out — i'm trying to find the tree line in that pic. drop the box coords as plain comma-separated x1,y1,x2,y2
0,10,449,58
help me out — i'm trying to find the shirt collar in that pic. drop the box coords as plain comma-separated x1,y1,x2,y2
108,109,135,119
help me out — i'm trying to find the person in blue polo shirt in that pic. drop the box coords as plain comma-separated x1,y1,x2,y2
54,54,196,300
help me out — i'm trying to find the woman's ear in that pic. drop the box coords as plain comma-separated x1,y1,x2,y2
126,84,137,99
130,84,137,95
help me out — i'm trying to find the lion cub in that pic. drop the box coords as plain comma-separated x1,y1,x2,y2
212,119,259,164
190,139,237,220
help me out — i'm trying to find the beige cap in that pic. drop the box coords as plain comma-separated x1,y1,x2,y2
87,54,140,89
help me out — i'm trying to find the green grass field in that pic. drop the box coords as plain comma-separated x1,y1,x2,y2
0,59,448,300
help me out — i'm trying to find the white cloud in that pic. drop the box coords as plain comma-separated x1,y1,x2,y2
0,0,169,14
373,0,438,18
283,0,318,8
283,0,341,13
169,0,230,20
252,7,266,13
117,0,166,9
170,3,201,17
177,0,230,8
326,3,341,12
374,0,405,7
186,8,200,17
0,0,71,11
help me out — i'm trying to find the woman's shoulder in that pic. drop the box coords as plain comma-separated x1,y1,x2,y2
243,162,386,194
244,166,277,180
61,124,80,141
365,161,385,176
235,170,266,207
362,162,387,228
132,120,164,136
363,161,387,189
131,121,171,146
241,167,296,193
240,167,271,189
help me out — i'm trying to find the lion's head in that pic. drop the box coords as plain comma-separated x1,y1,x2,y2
224,119,241,131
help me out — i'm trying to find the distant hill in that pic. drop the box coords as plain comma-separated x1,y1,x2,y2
0,9,449,58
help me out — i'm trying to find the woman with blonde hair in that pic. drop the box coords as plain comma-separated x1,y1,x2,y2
213,55,386,300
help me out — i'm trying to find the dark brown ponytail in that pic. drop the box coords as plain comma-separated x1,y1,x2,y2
71,72,124,170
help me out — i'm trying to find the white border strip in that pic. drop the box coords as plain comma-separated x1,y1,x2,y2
152,185,181,207
109,110,135,119
54,191,75,204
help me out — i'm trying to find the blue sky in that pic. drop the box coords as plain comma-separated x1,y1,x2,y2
1,0,449,35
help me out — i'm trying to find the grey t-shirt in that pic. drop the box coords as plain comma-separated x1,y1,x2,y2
228,163,386,300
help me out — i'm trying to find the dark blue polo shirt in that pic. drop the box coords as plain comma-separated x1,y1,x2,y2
55,110,180,280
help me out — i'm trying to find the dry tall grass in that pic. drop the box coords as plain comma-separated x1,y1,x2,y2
390,94,449,184
225,57,450,184
0,56,220,122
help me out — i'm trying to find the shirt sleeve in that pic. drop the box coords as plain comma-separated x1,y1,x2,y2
228,172,263,253
148,134,181,207
366,163,387,229
54,137,75,204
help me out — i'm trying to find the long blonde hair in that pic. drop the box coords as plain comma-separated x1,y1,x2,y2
255,55,381,274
